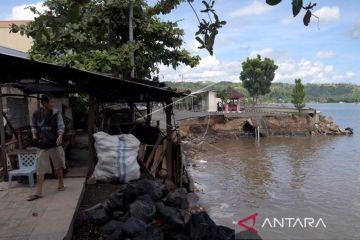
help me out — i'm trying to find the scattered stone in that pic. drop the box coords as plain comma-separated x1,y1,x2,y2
165,188,190,210
324,116,333,124
99,220,123,235
345,127,354,134
112,210,126,219
121,216,148,238
107,229,123,240
155,201,186,226
133,225,164,240
134,178,169,201
184,212,228,240
80,177,240,240
84,203,109,225
129,195,156,223
218,225,235,240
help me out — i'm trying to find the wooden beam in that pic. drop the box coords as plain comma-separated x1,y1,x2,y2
146,101,151,126
0,88,7,176
164,100,173,182
87,95,96,177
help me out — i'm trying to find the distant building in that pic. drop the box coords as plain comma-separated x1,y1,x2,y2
225,89,244,112
190,90,218,112
0,20,32,52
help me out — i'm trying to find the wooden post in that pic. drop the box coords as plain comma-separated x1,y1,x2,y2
0,88,7,176
87,95,96,177
146,101,151,126
164,100,173,182
129,102,135,123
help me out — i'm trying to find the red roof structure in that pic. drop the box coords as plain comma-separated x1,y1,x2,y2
227,89,244,99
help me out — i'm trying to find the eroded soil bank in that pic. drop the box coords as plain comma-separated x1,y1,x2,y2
178,113,353,142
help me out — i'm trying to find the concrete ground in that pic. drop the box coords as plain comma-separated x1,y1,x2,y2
0,133,88,240
0,177,85,240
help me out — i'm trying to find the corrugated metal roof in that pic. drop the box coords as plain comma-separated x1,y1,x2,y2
0,46,183,101
0,45,28,59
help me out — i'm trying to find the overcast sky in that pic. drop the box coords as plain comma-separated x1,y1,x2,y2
1,0,359,84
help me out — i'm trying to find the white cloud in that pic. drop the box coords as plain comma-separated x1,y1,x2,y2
230,1,270,17
349,18,360,39
157,54,241,83
316,50,336,59
250,48,276,58
10,2,47,20
274,59,355,84
158,52,356,84
185,40,202,54
313,6,341,22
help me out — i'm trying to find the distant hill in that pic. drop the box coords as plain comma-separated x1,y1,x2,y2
165,81,360,103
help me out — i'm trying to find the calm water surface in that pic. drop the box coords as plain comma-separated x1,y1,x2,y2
190,103,360,240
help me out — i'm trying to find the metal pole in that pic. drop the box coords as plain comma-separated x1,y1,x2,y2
129,0,135,78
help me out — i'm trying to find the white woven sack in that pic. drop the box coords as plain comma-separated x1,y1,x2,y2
91,131,140,182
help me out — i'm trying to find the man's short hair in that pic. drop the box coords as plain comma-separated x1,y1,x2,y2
40,93,54,105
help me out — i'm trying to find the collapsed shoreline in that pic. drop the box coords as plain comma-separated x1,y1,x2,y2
178,112,353,143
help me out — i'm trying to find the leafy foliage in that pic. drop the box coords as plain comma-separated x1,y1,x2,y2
240,55,278,104
291,79,306,111
266,0,318,26
217,88,228,105
11,0,203,78
166,82,360,103
192,1,226,55
148,0,226,55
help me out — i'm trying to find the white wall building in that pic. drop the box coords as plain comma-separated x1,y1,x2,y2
190,90,218,112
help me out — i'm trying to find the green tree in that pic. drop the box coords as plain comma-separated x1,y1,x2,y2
217,89,228,108
11,0,225,78
240,55,278,104
291,79,306,111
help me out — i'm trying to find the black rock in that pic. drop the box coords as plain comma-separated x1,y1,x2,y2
165,188,190,210
121,216,148,238
129,195,156,223
155,202,186,226
107,229,123,240
184,212,228,240
83,203,109,225
235,230,262,240
99,220,123,235
104,184,138,211
135,178,169,201
218,225,235,240
133,225,164,240
104,192,126,211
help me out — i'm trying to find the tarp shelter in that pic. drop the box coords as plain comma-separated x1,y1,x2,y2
0,46,182,182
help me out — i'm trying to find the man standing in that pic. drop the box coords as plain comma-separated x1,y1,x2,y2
27,94,66,201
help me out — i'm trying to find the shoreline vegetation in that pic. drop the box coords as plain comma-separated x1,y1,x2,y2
166,82,360,103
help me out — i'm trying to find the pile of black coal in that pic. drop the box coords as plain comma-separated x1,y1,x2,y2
82,177,235,240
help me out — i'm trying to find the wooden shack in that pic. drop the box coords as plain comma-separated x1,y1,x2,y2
0,46,185,186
